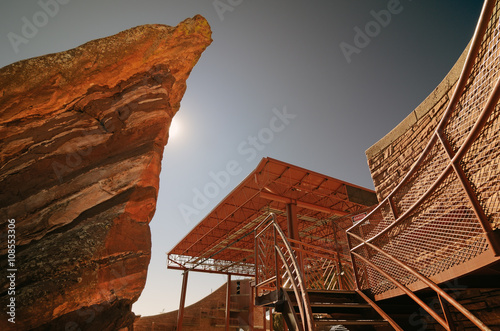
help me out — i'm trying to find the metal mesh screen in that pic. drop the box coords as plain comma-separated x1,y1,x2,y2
444,3,500,152
392,140,449,217
365,171,488,295
348,0,500,300
463,104,500,230
349,200,395,244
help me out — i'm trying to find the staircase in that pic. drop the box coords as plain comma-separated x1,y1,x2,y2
254,213,401,330
275,289,394,331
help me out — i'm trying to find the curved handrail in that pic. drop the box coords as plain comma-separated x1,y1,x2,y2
275,246,309,331
273,221,314,331
350,231,492,330
349,73,500,254
351,251,450,330
255,213,315,330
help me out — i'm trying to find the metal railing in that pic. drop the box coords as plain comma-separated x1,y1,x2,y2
284,237,354,291
254,213,314,331
346,0,500,330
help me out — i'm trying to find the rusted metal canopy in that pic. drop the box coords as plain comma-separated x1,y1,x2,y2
167,157,377,275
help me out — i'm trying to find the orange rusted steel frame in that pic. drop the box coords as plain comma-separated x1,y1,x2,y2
255,276,277,290
249,286,255,331
167,255,185,269
177,270,189,331
351,251,451,330
331,222,345,290
263,308,267,331
350,233,492,330
279,238,348,291
287,237,351,261
275,246,309,331
254,213,314,330
254,213,276,291
179,217,258,274
347,0,500,254
260,191,349,216
346,227,363,291
167,264,252,277
438,294,457,331
226,274,231,331
274,223,280,290
180,189,262,257
254,224,259,291
290,242,353,291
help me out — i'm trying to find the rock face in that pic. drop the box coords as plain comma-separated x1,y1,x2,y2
0,15,211,330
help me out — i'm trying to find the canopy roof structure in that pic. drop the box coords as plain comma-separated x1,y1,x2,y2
167,157,378,276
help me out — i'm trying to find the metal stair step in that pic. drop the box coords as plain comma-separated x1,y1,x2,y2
310,303,372,308
314,318,390,326
277,289,397,329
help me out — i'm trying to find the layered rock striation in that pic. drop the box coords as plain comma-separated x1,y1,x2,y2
0,15,211,330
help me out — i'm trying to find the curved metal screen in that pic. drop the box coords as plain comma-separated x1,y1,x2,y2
347,0,500,321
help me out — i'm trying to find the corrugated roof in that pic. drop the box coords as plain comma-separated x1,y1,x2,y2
167,157,377,275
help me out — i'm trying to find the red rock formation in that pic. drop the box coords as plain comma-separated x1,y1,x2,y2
0,15,212,330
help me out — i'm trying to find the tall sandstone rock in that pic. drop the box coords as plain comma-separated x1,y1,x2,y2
0,15,212,330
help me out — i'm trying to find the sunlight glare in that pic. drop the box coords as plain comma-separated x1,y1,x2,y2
169,116,181,139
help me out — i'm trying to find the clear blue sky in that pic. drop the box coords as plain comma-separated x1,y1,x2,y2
0,0,483,317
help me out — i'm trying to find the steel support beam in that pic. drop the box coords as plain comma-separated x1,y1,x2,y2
439,294,456,331
286,203,303,273
226,274,231,331
269,307,274,331
249,284,254,331
263,307,266,331
177,270,189,331
260,191,349,216
286,203,299,241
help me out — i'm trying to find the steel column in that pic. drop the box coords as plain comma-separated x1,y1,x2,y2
226,274,231,331
177,270,189,331
286,203,304,274
263,307,266,331
249,284,254,331
286,203,299,240
269,308,274,331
